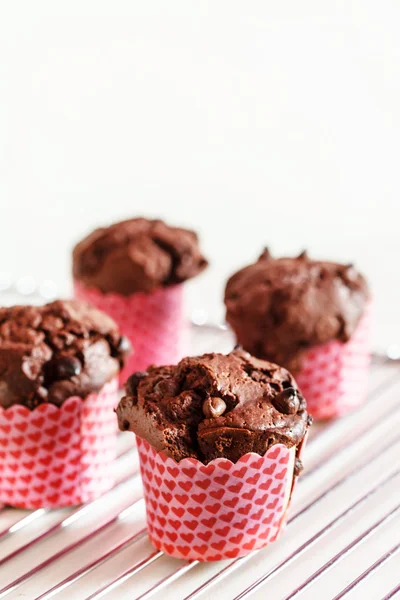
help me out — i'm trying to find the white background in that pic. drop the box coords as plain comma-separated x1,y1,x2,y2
0,1,399,348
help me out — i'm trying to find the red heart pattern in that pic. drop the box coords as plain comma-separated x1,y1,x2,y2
0,379,118,509
296,305,371,419
136,436,297,561
74,282,187,383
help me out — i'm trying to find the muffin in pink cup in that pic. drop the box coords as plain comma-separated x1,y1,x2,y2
72,218,208,384
116,348,310,561
0,300,128,509
224,250,371,420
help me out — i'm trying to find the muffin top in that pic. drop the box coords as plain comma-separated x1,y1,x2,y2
73,217,208,295
0,300,129,409
224,249,370,373
116,348,310,463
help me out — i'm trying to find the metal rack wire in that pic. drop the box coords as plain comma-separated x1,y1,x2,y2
0,287,399,599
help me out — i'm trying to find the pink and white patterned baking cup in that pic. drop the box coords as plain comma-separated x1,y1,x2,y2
74,282,187,384
295,307,371,420
136,436,302,561
0,378,118,509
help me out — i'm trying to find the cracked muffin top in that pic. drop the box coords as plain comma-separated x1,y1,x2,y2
116,348,310,463
0,300,130,409
224,249,370,373
73,217,208,295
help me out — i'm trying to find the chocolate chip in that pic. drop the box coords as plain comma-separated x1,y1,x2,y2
234,343,243,351
126,371,148,395
203,396,227,418
297,250,308,260
271,387,300,415
307,414,313,426
122,419,130,431
51,356,82,380
294,458,303,476
117,336,131,354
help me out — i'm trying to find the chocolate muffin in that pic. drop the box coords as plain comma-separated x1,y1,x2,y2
116,348,310,464
0,300,129,409
73,217,208,295
224,250,370,373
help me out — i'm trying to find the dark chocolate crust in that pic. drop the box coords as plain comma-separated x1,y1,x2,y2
0,300,129,409
116,349,310,463
72,217,208,295
224,250,370,373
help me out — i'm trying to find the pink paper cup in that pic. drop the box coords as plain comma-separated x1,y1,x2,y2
136,436,304,561
295,307,371,420
74,282,188,384
0,378,118,509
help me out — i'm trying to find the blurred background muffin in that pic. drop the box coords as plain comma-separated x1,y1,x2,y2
73,217,208,381
225,250,371,418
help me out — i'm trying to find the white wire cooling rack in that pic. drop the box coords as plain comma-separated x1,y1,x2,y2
0,283,399,599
